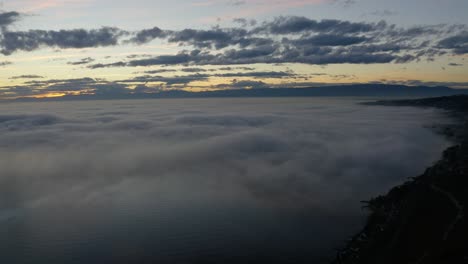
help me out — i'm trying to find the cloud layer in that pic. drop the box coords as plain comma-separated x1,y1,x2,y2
0,98,451,262
1,11,467,63
0,99,450,210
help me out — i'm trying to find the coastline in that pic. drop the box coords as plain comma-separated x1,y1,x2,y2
333,95,468,264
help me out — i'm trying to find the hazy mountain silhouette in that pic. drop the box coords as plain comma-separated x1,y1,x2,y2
11,84,468,102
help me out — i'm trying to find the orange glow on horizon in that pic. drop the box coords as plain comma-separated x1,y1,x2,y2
27,91,83,99
31,93,67,98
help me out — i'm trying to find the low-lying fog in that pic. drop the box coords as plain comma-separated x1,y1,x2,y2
0,98,451,263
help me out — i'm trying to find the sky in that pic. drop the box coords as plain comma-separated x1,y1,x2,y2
0,0,467,99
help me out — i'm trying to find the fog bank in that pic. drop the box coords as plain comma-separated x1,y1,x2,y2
0,98,451,263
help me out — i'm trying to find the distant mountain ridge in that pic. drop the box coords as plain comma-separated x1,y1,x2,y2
11,84,468,102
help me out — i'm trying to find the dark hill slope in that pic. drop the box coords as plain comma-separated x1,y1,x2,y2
333,95,468,264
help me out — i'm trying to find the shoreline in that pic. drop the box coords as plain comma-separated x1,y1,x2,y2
333,95,468,264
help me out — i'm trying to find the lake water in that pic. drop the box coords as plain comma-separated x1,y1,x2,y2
0,98,451,263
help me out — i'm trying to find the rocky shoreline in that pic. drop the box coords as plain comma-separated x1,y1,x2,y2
332,95,468,264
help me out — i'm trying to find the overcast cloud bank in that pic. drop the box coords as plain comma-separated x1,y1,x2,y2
0,98,451,209
0,98,451,262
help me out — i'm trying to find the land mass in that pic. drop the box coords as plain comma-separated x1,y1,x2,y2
333,95,468,264
8,84,468,102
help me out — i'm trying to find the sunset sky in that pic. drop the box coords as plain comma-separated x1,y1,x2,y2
0,0,467,99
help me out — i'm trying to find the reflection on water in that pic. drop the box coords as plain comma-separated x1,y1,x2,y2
0,98,451,263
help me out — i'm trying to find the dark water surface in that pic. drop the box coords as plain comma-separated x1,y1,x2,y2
0,98,451,263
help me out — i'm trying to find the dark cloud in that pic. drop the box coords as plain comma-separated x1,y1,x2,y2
214,71,295,78
0,78,136,98
100,17,452,67
126,54,153,59
25,77,96,86
0,14,466,68
132,84,162,93
141,66,256,74
122,74,209,86
87,61,127,69
180,67,212,73
9,75,44,79
67,57,95,65
291,34,369,46
142,69,177,74
67,82,127,95
438,31,468,54
167,28,248,49
126,51,212,66
341,43,409,53
93,52,407,68
0,84,52,97
130,27,167,44
228,80,268,89
122,70,295,86
0,11,21,29
253,16,379,35
224,44,278,59
119,45,411,66
1,27,125,55
218,66,255,71
0,61,12,67
0,69,296,97
233,18,257,27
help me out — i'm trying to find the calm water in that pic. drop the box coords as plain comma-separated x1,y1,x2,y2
0,98,451,263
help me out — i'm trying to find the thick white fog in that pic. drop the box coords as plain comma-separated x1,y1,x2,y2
0,98,452,263
0,98,451,213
